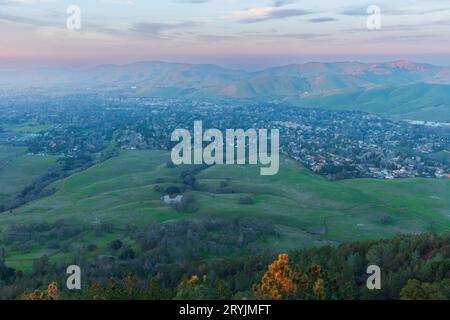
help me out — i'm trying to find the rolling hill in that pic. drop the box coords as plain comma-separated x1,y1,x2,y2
296,83,450,121
0,146,57,209
1,150,448,271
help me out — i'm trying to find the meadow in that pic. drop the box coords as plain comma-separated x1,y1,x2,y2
0,145,57,208
7,123,54,134
0,149,449,270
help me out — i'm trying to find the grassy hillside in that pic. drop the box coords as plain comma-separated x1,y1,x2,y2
297,83,450,121
0,146,27,164
1,150,448,270
0,146,57,207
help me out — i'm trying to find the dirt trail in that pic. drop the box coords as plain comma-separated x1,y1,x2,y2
60,178,67,193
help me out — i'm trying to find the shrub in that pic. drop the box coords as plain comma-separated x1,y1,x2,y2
109,239,123,251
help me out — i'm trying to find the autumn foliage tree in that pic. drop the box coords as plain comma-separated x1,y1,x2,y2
253,254,300,300
253,254,331,300
21,282,59,300
174,274,233,300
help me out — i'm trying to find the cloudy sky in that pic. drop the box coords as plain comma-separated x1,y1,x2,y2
0,0,449,69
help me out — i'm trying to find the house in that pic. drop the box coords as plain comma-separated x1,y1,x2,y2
161,194,183,205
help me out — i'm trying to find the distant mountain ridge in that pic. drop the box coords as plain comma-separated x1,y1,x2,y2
81,60,450,98
1,60,450,120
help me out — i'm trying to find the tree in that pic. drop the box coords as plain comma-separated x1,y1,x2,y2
120,247,136,260
253,254,331,300
174,275,221,300
32,255,50,276
253,254,299,300
175,193,198,213
108,239,123,251
400,279,450,300
0,261,16,283
165,186,181,195
21,282,59,300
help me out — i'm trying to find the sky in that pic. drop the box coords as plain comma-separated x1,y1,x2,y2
0,0,449,69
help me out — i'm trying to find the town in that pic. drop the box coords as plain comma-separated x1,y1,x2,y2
1,94,449,181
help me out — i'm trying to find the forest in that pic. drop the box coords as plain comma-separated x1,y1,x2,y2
1,231,448,300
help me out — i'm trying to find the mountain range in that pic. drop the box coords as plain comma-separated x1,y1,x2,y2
2,60,450,121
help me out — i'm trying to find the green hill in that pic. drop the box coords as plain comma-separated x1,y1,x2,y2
1,150,448,270
0,146,57,210
297,83,450,121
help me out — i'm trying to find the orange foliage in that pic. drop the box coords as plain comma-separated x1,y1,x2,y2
188,275,199,284
22,282,59,300
253,254,299,300
47,282,59,299
253,254,329,300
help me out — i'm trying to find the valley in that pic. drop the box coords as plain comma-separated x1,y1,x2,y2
0,61,449,300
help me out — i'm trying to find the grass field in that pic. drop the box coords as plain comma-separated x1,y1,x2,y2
9,123,54,133
195,157,450,248
1,149,449,270
0,145,27,165
0,145,57,207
